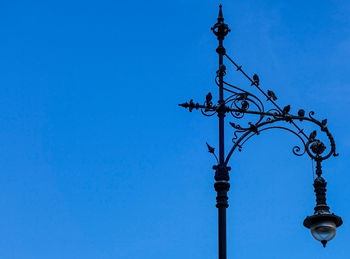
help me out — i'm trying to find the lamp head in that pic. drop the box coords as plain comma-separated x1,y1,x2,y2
304,212,342,247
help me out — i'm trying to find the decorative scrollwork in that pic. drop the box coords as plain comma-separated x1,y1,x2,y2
224,108,338,165
215,76,265,128
259,126,307,156
179,51,338,168
219,52,338,166
226,118,307,162
201,108,217,117
309,111,315,120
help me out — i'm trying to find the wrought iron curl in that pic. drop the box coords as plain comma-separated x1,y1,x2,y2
226,113,338,165
201,108,217,117
258,126,307,156
216,76,265,128
179,50,338,166
302,111,338,161
220,52,338,164
229,119,306,158
216,76,265,114
309,111,316,120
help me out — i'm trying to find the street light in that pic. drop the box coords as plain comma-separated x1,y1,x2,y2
179,5,342,258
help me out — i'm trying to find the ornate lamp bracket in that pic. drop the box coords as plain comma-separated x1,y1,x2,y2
178,5,342,251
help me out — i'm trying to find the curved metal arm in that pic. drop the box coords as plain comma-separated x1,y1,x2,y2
179,98,338,166
213,52,338,166
225,112,338,165
178,46,338,172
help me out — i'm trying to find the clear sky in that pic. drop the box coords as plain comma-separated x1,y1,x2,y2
0,0,350,258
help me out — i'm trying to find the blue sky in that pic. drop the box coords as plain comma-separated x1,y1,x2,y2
0,0,350,258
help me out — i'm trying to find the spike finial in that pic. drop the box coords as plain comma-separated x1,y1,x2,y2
212,4,230,39
218,4,224,22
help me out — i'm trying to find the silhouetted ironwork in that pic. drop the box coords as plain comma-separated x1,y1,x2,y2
179,5,342,258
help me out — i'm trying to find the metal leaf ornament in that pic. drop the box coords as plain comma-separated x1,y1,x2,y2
206,142,219,163
309,130,317,140
188,99,194,112
248,122,259,134
206,142,215,154
229,122,242,130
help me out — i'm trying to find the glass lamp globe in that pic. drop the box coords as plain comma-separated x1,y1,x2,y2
310,221,337,247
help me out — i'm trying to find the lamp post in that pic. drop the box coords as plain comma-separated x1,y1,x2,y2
179,5,342,259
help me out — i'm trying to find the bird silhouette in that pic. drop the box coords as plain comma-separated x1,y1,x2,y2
267,90,277,101
206,92,213,106
298,109,305,121
282,105,291,114
252,74,259,85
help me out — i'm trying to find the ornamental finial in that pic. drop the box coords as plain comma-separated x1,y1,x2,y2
218,4,224,22
211,5,230,39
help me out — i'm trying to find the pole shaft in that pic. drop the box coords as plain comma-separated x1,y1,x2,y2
218,38,225,165
217,33,227,259
212,6,230,259
218,206,227,259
